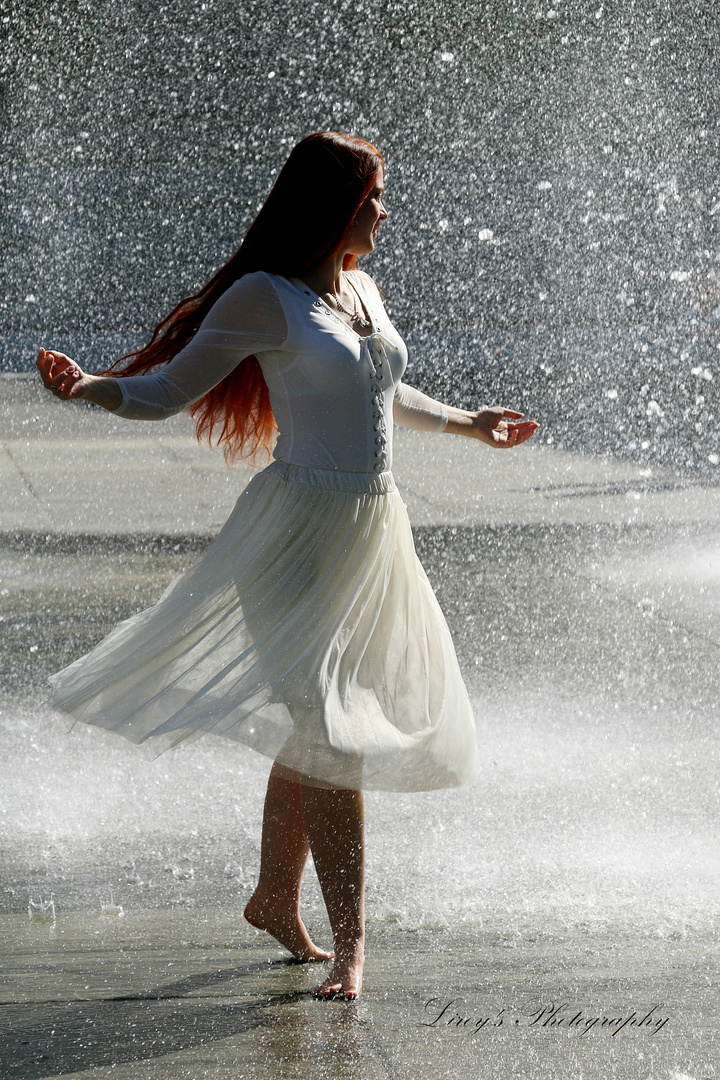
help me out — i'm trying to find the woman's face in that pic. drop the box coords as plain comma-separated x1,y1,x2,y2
344,166,388,256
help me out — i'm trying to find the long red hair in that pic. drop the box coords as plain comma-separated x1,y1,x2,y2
101,131,384,464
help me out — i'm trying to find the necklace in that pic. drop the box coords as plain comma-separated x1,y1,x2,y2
327,277,371,329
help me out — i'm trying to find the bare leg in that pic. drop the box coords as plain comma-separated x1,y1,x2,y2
299,782,365,999
244,762,334,961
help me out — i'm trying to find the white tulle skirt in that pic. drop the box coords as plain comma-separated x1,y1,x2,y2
50,461,480,791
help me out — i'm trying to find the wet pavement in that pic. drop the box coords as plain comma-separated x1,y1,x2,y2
0,910,716,1080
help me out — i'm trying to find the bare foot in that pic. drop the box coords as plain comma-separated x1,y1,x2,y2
243,893,334,962
312,941,364,1000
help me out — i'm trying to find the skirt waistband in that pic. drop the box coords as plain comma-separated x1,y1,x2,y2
266,459,396,494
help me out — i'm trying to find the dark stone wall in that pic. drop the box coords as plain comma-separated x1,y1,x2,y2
3,0,720,467
4,0,719,335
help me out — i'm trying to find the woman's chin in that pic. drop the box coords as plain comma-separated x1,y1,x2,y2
345,236,376,257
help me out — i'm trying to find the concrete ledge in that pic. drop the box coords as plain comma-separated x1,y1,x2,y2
3,376,720,534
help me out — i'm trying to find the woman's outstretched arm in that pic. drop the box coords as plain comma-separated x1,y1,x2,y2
35,273,288,419
393,381,539,448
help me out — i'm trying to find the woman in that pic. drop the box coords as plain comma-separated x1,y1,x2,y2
36,131,539,1000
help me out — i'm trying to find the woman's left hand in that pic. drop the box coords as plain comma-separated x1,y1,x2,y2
447,406,540,448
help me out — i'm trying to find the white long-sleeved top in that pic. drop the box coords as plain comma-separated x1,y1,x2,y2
115,269,449,473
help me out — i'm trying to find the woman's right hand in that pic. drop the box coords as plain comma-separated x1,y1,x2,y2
36,348,122,410
36,348,91,401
